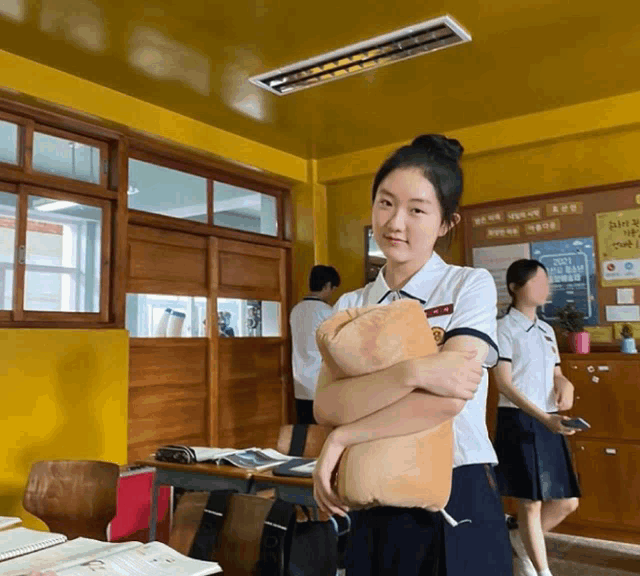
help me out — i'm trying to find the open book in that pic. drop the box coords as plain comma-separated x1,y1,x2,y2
154,445,294,470
0,537,222,576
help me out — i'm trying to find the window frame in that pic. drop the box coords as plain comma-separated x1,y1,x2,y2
0,110,28,171
0,182,19,321
31,124,109,188
127,149,287,243
9,183,112,323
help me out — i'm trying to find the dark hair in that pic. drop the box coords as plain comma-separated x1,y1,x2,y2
309,265,341,292
371,134,464,239
506,259,548,310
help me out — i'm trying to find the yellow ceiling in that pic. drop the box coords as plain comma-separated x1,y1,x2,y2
1,0,640,159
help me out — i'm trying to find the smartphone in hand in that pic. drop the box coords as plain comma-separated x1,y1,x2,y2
562,417,591,430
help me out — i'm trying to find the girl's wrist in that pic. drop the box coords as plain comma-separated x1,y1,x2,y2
328,427,349,449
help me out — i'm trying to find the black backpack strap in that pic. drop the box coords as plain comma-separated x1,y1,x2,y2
189,490,237,560
289,424,309,457
330,514,351,576
259,499,296,576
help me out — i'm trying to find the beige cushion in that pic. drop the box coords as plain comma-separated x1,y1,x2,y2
316,299,453,510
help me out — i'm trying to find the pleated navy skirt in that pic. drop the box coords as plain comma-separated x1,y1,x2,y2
494,407,581,501
344,506,444,576
443,464,513,576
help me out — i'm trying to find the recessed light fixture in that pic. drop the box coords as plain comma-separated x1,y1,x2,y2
250,15,470,95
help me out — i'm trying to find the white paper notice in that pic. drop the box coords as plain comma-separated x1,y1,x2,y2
472,243,531,316
605,305,640,322
602,258,640,283
617,288,635,304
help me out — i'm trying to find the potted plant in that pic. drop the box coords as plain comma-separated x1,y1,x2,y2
555,302,589,354
620,324,638,354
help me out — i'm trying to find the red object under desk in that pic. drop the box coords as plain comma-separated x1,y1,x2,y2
108,466,172,543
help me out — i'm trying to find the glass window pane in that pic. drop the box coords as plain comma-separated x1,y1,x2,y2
126,294,207,337
25,195,102,312
128,159,207,222
0,190,17,309
33,132,101,184
217,298,281,337
0,119,18,165
214,182,278,237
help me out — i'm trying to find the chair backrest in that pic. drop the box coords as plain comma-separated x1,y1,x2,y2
23,460,120,541
276,424,332,458
169,491,273,576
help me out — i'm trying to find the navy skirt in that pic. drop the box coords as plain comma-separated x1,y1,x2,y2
494,407,581,501
443,464,513,576
344,506,444,576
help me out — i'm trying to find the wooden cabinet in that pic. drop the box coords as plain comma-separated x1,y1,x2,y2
564,358,640,441
559,354,640,541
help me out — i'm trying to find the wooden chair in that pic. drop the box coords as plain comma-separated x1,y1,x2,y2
22,460,120,541
169,491,288,576
276,424,332,458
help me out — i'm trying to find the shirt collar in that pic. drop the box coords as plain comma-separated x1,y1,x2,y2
368,252,447,305
508,307,537,332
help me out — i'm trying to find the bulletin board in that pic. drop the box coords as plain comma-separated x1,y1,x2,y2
460,180,640,345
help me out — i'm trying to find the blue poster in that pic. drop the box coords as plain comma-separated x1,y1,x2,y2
531,237,598,326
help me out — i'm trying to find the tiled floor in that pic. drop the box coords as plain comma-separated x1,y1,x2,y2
544,533,640,575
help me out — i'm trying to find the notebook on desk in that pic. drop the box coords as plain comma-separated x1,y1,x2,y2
0,526,67,562
0,517,22,532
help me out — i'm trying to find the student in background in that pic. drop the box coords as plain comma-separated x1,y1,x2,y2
289,265,341,425
492,259,581,576
312,134,512,576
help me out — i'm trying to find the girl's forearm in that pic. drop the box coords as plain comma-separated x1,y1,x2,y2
330,390,464,448
314,361,417,426
496,380,549,423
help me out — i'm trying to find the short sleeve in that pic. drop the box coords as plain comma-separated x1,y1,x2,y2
496,319,513,364
442,268,499,368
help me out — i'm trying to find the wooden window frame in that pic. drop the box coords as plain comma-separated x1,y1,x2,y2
0,110,28,172
0,182,19,322
128,148,290,245
31,124,110,188
8,183,112,324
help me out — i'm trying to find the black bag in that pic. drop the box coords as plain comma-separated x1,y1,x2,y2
189,490,350,576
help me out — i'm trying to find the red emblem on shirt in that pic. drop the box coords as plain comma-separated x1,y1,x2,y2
424,304,454,318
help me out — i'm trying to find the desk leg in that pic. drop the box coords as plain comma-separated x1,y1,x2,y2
149,473,160,542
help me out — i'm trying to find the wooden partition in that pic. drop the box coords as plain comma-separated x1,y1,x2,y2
213,238,289,449
127,229,291,460
128,339,208,461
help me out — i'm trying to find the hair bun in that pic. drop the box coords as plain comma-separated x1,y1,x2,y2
411,134,464,163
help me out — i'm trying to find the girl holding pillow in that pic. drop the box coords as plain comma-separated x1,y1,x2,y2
313,135,512,576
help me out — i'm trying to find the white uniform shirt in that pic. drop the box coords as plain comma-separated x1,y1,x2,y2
334,252,499,468
290,298,334,401
497,307,561,412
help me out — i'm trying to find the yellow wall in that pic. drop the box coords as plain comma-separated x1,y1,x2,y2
0,49,307,183
0,329,128,530
326,125,640,299
292,180,315,305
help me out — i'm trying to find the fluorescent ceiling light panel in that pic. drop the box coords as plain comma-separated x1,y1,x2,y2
250,15,471,95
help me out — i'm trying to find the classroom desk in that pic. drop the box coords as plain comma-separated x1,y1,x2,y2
137,459,316,541
137,459,254,542
251,470,315,508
